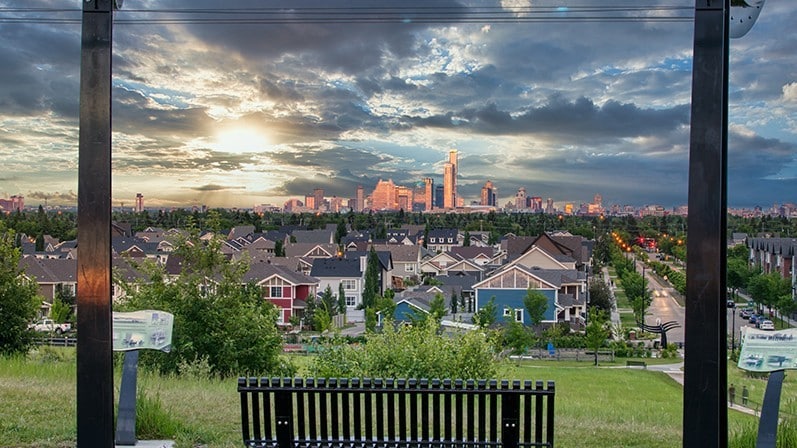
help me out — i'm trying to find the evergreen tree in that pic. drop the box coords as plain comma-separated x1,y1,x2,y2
362,247,380,309
450,293,458,314
338,282,347,317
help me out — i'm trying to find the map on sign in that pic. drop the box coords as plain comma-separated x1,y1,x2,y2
738,327,797,372
112,310,174,353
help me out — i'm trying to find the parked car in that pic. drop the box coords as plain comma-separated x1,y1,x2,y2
759,320,775,331
749,314,758,324
28,318,71,334
727,299,736,308
739,308,753,319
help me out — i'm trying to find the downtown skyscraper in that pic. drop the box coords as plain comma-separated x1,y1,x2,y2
443,149,458,209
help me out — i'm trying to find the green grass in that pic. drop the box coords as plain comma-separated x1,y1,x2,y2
0,349,782,448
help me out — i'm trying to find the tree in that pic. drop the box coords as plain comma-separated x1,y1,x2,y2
335,220,347,244
587,279,613,313
274,239,285,257
118,230,286,378
337,282,347,321
429,293,447,321
463,231,471,247
450,292,458,314
0,225,40,355
523,289,549,327
320,285,337,317
473,297,497,328
362,247,380,309
585,308,611,366
503,320,532,355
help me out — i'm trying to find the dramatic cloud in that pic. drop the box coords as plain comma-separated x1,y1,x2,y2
0,0,795,209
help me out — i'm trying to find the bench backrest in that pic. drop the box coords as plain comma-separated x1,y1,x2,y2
238,377,555,448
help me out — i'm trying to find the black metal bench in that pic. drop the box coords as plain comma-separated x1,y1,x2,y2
238,377,555,448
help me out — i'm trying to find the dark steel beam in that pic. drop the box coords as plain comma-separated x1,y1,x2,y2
77,1,114,446
683,1,729,447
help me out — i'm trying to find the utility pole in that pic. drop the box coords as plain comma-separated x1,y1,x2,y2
77,1,115,446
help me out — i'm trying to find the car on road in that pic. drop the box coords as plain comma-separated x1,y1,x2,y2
759,320,775,331
739,308,753,319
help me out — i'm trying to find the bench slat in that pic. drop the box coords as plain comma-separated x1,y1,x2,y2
238,377,555,448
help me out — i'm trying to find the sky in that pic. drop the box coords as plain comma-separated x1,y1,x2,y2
0,0,795,210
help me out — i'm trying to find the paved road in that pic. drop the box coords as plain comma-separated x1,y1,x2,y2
642,266,685,344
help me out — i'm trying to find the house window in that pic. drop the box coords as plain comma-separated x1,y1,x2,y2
342,279,357,290
405,263,415,272
346,296,357,307
514,309,524,323
430,237,436,243
447,238,453,243
270,286,283,298
503,307,511,317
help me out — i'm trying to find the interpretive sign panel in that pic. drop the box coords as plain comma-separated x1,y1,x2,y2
112,310,174,352
738,327,797,372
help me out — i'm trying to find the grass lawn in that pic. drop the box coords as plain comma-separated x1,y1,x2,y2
0,348,773,448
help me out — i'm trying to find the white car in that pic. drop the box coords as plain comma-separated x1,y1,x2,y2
759,320,775,331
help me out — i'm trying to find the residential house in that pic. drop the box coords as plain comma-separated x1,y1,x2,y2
426,229,459,253
371,244,423,288
310,257,364,322
244,261,319,326
345,250,394,296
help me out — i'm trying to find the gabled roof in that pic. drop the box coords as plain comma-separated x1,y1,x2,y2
428,228,458,240
243,261,319,285
20,257,77,283
370,244,421,263
310,258,362,278
345,250,393,271
291,229,335,244
449,246,495,261
227,226,256,240
284,243,338,258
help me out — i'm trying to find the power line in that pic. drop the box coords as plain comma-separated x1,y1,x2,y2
0,4,695,26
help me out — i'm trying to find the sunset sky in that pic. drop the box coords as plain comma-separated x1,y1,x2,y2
1,1,795,210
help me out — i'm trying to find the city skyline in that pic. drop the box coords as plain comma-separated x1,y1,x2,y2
1,1,796,209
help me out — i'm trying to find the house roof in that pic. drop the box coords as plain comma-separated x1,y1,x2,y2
449,246,494,260
370,244,421,263
291,229,335,244
428,228,458,240
20,256,77,283
345,250,393,271
243,261,319,285
310,257,362,278
284,243,338,258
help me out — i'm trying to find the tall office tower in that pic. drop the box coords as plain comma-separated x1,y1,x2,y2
443,149,458,209
481,180,496,206
593,193,602,208
545,198,555,214
355,185,364,212
396,186,413,211
424,178,434,211
313,188,324,210
371,179,398,210
11,195,24,211
135,193,144,212
515,187,527,209
304,195,315,210
434,185,444,209
530,196,543,211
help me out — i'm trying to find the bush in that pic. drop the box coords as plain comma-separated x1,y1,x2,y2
310,319,497,379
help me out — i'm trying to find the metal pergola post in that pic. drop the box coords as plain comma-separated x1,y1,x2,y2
77,1,114,446
683,0,730,447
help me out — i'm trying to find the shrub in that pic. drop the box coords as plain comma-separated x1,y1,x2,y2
310,319,496,379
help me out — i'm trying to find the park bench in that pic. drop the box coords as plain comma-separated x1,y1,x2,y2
626,360,647,369
238,377,555,448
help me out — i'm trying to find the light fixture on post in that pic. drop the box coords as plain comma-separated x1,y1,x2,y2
730,0,766,38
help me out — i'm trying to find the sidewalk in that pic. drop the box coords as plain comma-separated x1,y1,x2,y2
647,361,759,417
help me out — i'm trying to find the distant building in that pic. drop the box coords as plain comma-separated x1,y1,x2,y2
480,180,496,206
434,185,444,209
515,188,527,210
424,178,434,211
443,149,458,209
355,185,364,212
371,179,398,210
0,195,24,212
304,195,315,210
545,198,555,214
313,188,324,211
283,198,304,212
135,193,144,212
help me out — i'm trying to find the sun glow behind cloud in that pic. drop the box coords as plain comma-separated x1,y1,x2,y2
212,127,272,154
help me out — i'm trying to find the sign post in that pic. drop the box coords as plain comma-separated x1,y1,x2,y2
113,310,174,447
